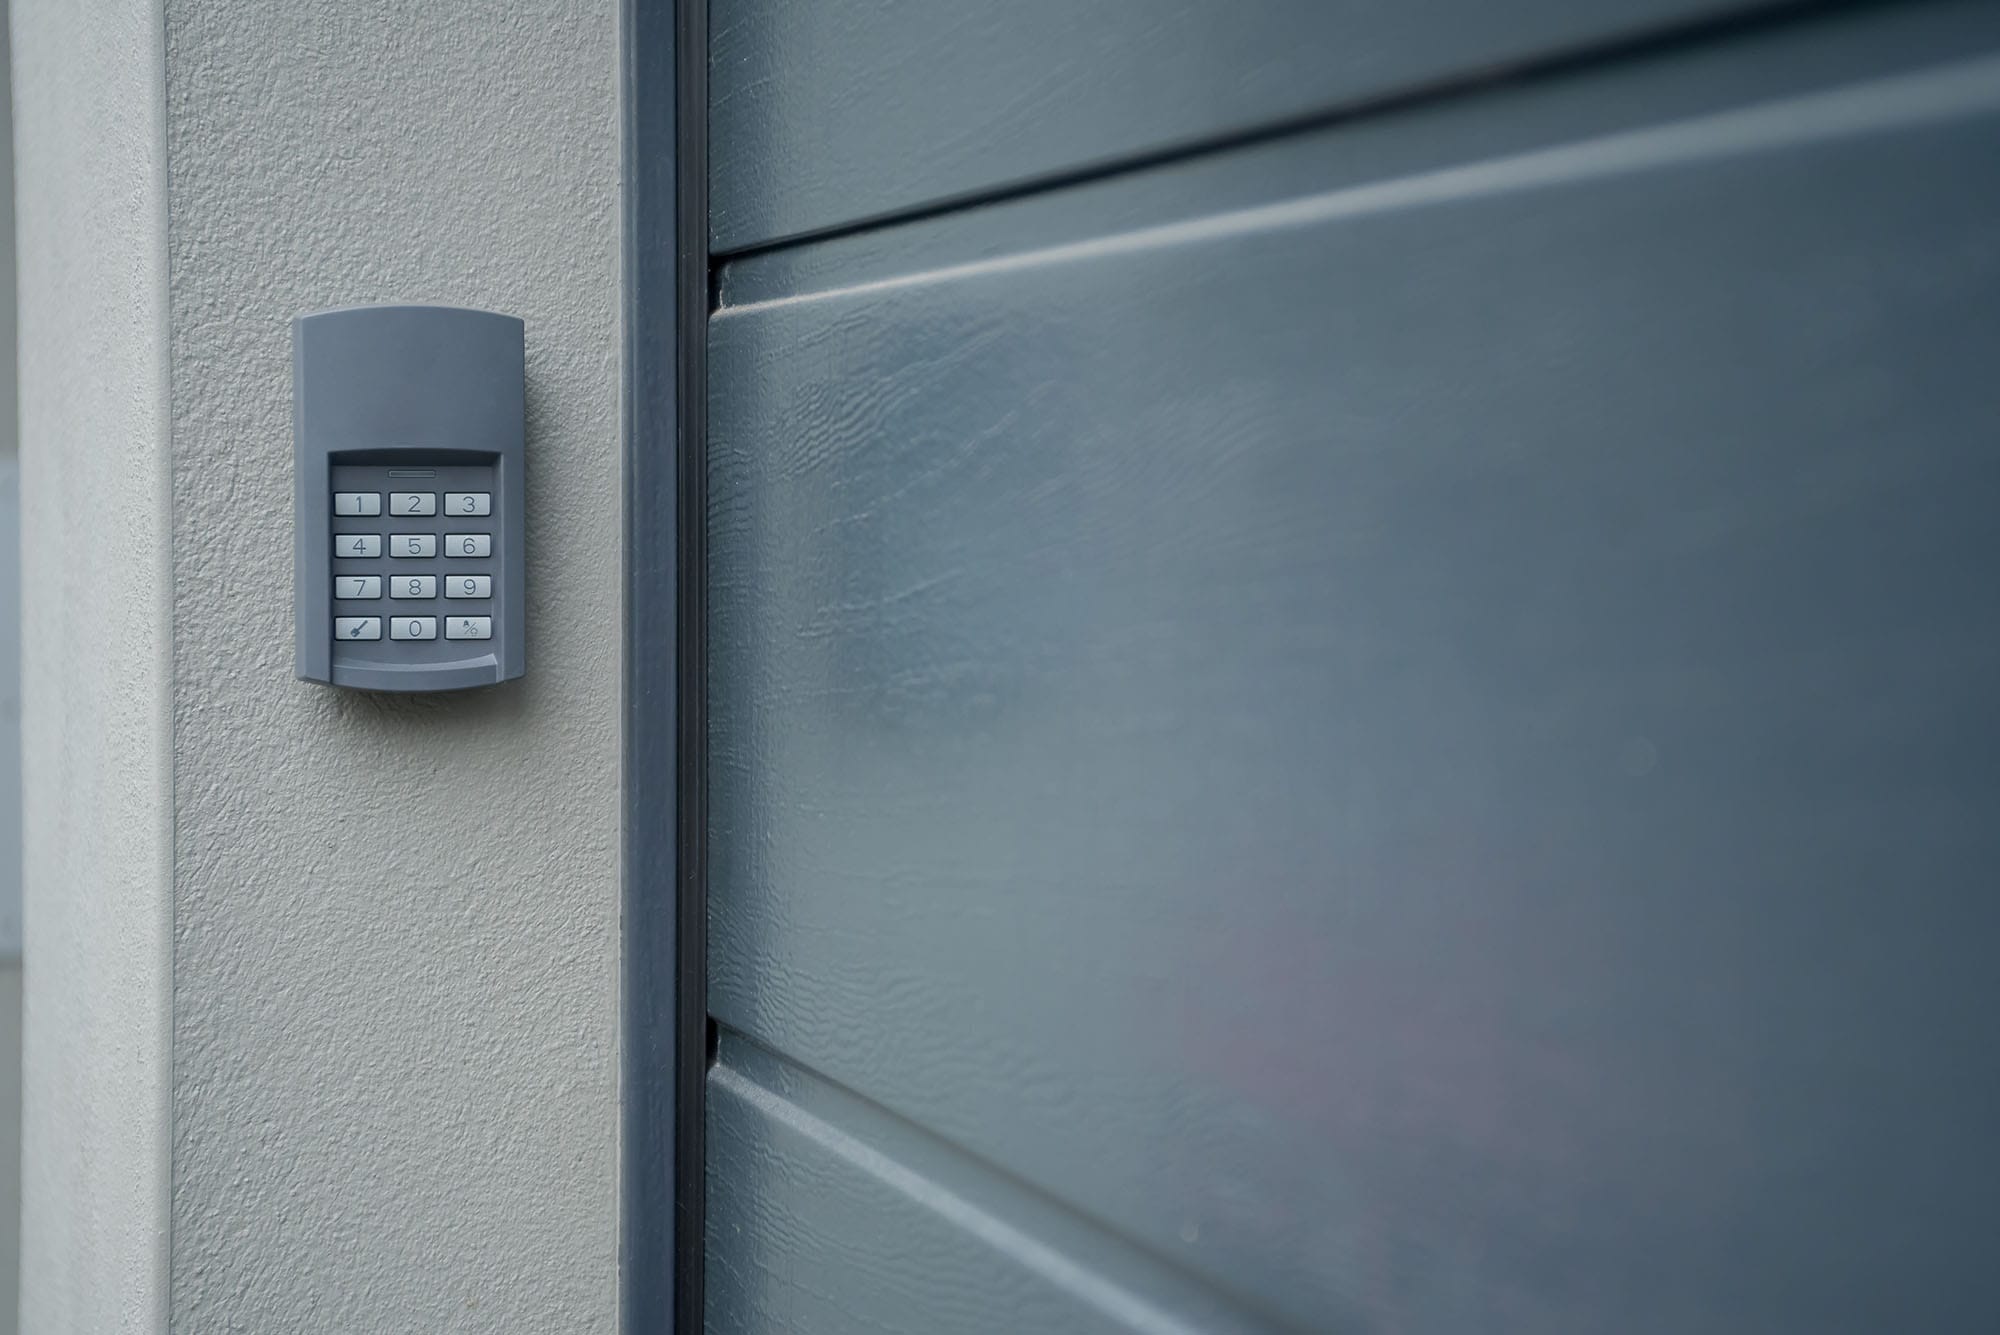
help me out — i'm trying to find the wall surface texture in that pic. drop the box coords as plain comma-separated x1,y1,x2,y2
17,0,625,1330
12,0,173,1329
160,1,623,1330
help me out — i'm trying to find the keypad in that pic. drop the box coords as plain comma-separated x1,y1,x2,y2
329,465,500,659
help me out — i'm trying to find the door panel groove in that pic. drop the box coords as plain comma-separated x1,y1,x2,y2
709,1026,1304,1334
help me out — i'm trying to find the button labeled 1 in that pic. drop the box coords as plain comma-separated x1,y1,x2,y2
445,616,492,640
334,492,381,516
445,492,491,517
390,616,438,641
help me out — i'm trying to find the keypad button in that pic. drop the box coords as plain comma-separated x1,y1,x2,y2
444,615,492,641
392,533,437,558
333,576,381,600
445,492,491,517
445,533,491,558
445,574,491,599
334,617,382,641
390,616,438,641
333,492,381,517
389,492,437,516
336,533,383,558
389,574,437,599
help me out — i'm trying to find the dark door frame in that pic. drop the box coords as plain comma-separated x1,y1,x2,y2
621,0,707,1329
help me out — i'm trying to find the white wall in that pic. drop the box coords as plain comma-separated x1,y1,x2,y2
13,0,174,1329
16,1,624,1329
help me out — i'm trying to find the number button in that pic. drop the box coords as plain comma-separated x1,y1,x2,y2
445,492,491,517
333,576,381,600
444,616,492,641
389,492,437,516
333,492,381,517
393,534,437,558
334,617,382,641
445,574,491,599
336,534,382,558
389,575,437,599
445,533,491,558
390,617,438,641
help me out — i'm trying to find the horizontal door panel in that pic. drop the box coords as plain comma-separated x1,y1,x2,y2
711,0,1809,251
707,42,2000,1335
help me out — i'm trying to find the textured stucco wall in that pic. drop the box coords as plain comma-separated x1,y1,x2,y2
12,0,174,1329
160,2,623,1330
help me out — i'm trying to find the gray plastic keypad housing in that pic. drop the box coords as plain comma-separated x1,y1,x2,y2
294,304,526,691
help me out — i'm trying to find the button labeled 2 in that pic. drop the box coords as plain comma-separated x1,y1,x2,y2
390,492,437,516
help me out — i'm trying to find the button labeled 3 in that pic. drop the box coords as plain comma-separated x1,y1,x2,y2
445,616,492,640
445,492,491,517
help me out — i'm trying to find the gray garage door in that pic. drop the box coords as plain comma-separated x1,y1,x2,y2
697,2,2000,1329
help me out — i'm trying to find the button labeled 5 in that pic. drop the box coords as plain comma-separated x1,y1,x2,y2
392,533,437,558
390,575,437,599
